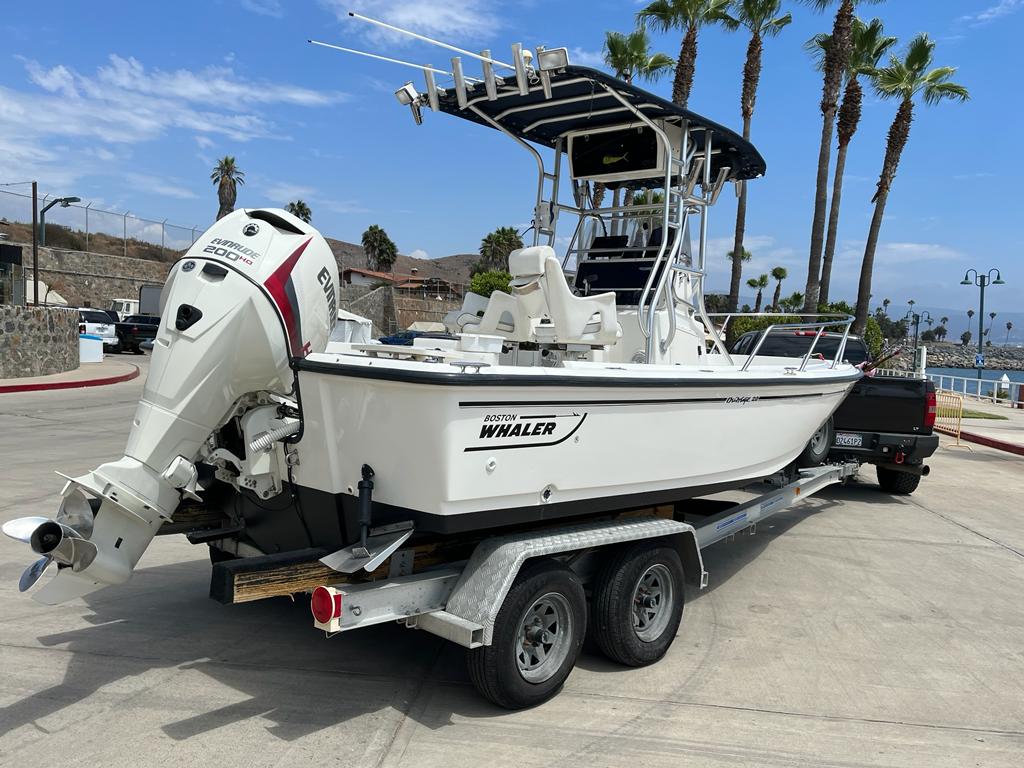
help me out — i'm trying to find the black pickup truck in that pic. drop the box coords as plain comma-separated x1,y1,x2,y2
732,330,938,494
114,314,159,354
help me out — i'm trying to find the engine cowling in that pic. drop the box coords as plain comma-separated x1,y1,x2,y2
3,208,340,604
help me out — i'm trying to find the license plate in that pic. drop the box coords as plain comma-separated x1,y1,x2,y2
834,432,863,447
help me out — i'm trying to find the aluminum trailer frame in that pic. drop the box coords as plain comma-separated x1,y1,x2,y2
311,462,858,647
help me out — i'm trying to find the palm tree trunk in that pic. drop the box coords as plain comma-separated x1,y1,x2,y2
729,33,762,314
754,289,763,313
803,0,854,313
610,187,621,236
854,189,887,335
672,25,698,108
855,98,914,334
818,139,849,305
772,281,782,311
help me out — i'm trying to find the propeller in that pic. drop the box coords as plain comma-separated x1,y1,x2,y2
3,488,99,593
2,516,50,543
19,556,55,592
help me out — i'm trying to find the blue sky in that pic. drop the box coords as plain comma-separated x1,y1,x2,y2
0,0,1021,321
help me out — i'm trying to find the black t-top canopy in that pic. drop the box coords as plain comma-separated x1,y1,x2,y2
435,65,766,183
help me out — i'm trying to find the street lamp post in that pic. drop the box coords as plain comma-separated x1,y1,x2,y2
903,309,932,350
961,269,1005,380
39,196,81,247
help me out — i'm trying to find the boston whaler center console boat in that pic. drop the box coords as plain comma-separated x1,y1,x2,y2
4,15,861,708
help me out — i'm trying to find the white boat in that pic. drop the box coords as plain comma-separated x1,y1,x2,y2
3,36,859,604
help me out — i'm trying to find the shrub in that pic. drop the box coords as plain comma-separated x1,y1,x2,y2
469,270,512,298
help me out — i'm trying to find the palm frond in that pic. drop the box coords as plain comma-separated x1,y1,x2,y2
923,80,970,105
903,33,935,76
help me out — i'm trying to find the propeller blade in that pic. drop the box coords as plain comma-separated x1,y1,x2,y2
67,538,98,572
19,556,54,592
2,516,50,543
57,488,95,540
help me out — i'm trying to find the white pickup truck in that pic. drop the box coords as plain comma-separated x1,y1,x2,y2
77,308,119,349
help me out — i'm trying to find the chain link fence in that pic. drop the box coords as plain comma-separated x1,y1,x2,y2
0,188,206,262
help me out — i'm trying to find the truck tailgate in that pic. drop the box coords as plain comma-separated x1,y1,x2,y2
833,376,931,435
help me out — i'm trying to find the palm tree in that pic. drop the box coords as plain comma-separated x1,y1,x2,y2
361,224,398,273
770,266,787,311
636,0,737,108
967,308,975,335
747,273,769,312
960,330,971,347
479,227,524,273
285,200,312,223
1006,321,1014,344
603,29,675,84
940,315,949,326
728,0,791,313
811,17,896,304
602,30,674,233
934,325,947,342
779,290,804,312
211,156,244,220
852,35,969,333
988,311,997,335
882,297,890,316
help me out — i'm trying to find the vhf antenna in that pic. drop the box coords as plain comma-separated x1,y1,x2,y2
308,10,557,123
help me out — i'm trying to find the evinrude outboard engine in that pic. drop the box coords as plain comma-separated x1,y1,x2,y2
2,208,339,604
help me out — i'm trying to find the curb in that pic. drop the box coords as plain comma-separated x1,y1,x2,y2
958,429,1024,458
0,364,140,394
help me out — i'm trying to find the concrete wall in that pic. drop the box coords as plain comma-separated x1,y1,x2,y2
0,305,79,378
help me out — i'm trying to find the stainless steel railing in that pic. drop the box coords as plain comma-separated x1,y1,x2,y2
706,313,855,372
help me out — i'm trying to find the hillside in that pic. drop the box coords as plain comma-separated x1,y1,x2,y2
1,216,478,287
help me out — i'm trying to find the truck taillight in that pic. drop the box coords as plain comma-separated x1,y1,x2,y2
79,324,86,333
311,585,342,626
924,389,937,429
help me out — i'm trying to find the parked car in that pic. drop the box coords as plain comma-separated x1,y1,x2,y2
732,329,938,494
99,309,121,324
114,314,159,354
77,308,119,350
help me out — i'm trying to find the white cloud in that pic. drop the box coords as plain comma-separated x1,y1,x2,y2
240,0,283,17
322,199,369,215
124,172,198,199
323,0,502,44
262,181,316,203
407,248,429,259
569,48,604,69
194,135,215,150
958,0,1023,26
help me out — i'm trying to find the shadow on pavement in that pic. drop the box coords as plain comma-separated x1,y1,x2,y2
0,479,910,735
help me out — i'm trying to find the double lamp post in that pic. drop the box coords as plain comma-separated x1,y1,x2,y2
960,268,1005,380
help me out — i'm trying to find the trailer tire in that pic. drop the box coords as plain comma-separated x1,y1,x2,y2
467,558,586,710
591,542,685,667
876,465,920,495
797,417,833,468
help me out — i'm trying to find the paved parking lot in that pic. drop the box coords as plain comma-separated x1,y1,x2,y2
1,364,1023,767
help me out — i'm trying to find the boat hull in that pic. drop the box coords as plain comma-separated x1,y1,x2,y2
287,359,858,541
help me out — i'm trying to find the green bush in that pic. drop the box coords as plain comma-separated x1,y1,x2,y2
469,270,512,298
863,316,883,359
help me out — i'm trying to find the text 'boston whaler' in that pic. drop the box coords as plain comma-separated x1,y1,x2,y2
3,15,860,609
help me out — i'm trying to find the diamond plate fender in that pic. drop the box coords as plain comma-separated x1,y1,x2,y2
444,517,704,645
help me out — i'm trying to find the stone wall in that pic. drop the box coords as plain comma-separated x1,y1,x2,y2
0,305,79,378
394,294,461,330
9,240,170,309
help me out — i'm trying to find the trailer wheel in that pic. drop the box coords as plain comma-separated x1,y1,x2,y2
797,417,834,468
591,542,685,667
876,465,921,495
467,558,586,709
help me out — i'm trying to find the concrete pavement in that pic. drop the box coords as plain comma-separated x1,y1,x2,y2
0,357,140,393
1,366,1022,767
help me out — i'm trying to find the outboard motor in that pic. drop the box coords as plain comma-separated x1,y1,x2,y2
2,208,339,604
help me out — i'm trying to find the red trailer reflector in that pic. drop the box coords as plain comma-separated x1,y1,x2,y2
924,389,937,429
311,585,341,625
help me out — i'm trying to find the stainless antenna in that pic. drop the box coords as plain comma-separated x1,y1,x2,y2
347,11,515,71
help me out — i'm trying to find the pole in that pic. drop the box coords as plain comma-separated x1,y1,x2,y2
31,181,38,306
85,203,92,252
977,278,985,381
123,212,129,258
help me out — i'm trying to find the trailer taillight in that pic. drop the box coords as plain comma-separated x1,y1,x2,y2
924,389,937,429
79,324,86,333
311,585,342,625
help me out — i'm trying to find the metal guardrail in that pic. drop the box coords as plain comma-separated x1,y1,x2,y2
707,313,855,372
927,372,1022,407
